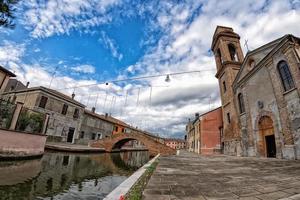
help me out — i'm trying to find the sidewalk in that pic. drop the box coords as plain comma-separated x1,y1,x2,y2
143,151,300,200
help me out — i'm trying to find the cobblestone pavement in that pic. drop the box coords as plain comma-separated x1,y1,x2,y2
143,151,300,200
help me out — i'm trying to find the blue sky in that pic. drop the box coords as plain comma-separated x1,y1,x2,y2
1,0,300,138
0,2,152,80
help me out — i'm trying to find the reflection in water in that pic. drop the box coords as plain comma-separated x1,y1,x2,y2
0,159,41,186
0,151,149,200
112,151,149,170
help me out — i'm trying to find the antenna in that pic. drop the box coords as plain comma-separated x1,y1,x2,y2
86,93,91,108
149,86,152,106
108,96,114,115
94,93,99,108
103,92,108,112
136,88,140,107
49,66,59,88
124,90,128,107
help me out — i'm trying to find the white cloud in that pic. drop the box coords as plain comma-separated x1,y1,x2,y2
71,64,96,74
114,0,300,138
0,41,25,64
21,0,120,38
99,31,123,61
33,48,41,52
2,0,300,139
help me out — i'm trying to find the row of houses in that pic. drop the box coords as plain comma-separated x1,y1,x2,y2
0,66,159,146
187,26,300,160
164,138,186,150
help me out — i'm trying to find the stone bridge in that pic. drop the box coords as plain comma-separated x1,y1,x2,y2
89,132,175,156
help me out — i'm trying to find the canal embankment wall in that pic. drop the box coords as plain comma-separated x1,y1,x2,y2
45,142,105,153
0,128,47,159
104,154,160,200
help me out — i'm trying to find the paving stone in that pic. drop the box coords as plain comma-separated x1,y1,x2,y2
283,187,300,195
254,185,282,193
143,194,175,200
287,194,300,200
256,191,291,200
232,188,262,197
204,192,239,200
239,197,261,200
143,189,171,195
175,195,206,200
142,151,300,200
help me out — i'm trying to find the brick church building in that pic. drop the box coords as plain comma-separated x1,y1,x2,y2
212,26,300,160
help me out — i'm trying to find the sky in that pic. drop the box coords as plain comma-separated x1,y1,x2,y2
1,0,300,139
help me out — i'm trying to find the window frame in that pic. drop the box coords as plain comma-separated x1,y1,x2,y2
73,108,80,119
91,133,96,140
216,48,224,65
223,81,227,93
80,131,85,139
61,104,68,115
39,96,48,108
238,93,245,114
228,43,238,61
227,113,231,124
277,60,295,92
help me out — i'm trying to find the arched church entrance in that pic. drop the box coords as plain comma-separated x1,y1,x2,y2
258,116,276,158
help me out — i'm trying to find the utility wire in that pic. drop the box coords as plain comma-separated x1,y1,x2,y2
56,70,212,91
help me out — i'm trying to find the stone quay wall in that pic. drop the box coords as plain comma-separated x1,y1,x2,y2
0,128,47,158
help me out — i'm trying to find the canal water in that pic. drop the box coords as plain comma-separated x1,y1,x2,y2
0,151,149,200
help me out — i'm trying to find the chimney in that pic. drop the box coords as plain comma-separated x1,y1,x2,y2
71,92,75,99
195,113,199,119
92,107,96,113
105,113,108,118
26,82,30,88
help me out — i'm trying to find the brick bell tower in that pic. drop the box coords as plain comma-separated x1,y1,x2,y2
211,26,244,156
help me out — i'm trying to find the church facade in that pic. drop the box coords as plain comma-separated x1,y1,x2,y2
212,26,300,160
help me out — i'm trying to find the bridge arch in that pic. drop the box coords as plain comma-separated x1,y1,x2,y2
90,132,175,157
111,137,145,150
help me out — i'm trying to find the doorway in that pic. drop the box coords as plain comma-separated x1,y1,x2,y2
265,135,276,158
67,128,75,143
258,116,276,158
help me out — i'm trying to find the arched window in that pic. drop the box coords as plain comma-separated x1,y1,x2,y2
277,61,295,91
238,93,245,114
228,44,238,61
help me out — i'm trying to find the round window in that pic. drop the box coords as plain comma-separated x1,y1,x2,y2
248,59,255,70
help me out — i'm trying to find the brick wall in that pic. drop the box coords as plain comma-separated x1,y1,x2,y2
200,107,223,155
